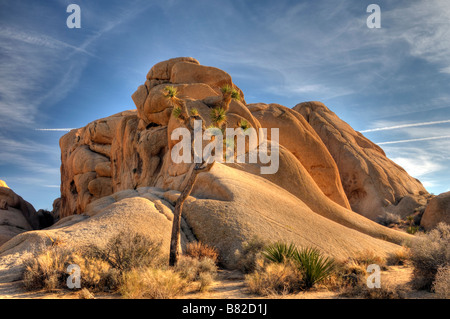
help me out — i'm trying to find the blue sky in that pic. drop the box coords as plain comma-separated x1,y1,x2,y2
1,0,449,210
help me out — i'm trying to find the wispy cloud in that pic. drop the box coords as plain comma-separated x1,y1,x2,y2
385,0,450,74
377,135,450,145
35,128,75,132
0,26,94,56
390,156,443,178
361,119,450,133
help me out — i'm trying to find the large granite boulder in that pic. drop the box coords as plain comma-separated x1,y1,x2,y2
294,101,428,220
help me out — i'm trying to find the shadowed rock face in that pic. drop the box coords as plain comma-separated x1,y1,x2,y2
421,192,450,230
293,101,429,220
0,182,39,246
31,57,429,272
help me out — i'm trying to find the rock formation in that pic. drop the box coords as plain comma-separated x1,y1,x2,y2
293,101,428,220
1,58,438,282
0,181,39,245
421,191,450,230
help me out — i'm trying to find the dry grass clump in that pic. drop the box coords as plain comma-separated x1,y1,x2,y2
22,246,118,293
22,246,73,292
409,222,450,291
386,247,411,266
185,242,219,264
234,237,266,273
21,232,221,298
323,250,408,299
120,268,188,299
22,232,163,294
433,265,450,298
245,261,303,296
356,279,406,299
175,256,218,292
349,250,387,270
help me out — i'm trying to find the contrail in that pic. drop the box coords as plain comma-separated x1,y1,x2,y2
360,119,450,133
377,135,450,145
35,128,75,132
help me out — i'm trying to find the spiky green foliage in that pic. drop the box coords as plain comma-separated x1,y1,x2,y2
189,108,199,116
221,84,241,101
231,89,241,101
210,107,227,127
221,84,233,94
172,106,182,119
164,85,178,99
238,119,250,131
293,247,335,288
262,242,297,264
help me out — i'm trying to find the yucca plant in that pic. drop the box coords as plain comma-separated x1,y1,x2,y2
210,107,227,128
238,119,251,131
406,215,419,234
231,89,241,101
221,84,233,95
262,242,297,264
189,108,199,116
164,85,178,100
293,247,334,288
172,106,182,119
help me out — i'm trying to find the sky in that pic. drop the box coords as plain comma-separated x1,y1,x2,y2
1,0,449,210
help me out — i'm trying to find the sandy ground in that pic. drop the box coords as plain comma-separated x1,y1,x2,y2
0,266,439,300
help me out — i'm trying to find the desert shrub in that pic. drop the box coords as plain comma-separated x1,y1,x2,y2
349,279,405,299
406,215,420,234
326,259,367,294
120,268,187,299
377,212,401,226
22,246,121,293
331,260,405,299
409,222,450,290
262,242,297,264
185,242,219,264
245,262,303,296
293,247,335,289
407,225,420,234
433,266,450,298
22,247,73,292
175,256,217,292
87,231,163,272
349,250,387,269
69,254,120,292
234,237,266,273
386,247,411,266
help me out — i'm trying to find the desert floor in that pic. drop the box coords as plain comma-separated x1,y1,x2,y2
0,265,438,299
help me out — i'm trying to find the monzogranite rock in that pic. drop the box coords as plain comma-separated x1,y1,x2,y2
0,58,435,281
294,101,428,220
421,191,450,230
0,182,39,246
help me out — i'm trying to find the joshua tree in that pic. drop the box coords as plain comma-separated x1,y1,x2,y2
166,84,241,266
166,86,215,267
220,84,241,111
210,107,227,129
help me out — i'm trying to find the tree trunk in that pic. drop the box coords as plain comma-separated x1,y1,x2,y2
168,162,213,266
